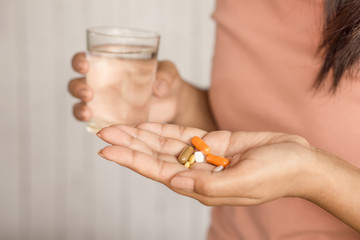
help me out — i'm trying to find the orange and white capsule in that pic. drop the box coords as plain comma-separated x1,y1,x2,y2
206,154,230,167
191,136,211,155
213,165,224,172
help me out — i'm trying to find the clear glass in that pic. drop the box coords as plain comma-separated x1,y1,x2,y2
86,27,160,133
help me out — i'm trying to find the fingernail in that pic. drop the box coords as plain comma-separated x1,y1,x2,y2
96,132,102,138
97,150,104,158
170,176,195,192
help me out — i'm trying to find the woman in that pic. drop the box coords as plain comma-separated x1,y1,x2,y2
69,0,360,238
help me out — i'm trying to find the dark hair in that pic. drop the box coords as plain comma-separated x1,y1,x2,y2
316,0,360,91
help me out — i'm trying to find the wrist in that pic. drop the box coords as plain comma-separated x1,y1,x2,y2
174,82,216,131
295,147,356,203
290,147,328,200
296,148,360,231
277,145,319,199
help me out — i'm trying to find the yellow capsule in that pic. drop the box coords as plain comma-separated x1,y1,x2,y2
189,155,195,164
191,136,211,155
184,161,191,168
177,146,195,164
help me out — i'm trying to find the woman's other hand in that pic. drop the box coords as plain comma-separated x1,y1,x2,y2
68,52,187,124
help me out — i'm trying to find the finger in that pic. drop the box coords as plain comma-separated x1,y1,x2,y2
99,145,187,182
278,134,310,147
169,169,263,206
98,126,182,162
201,130,232,156
172,187,260,206
68,77,93,102
72,52,89,74
170,165,261,201
136,123,232,156
136,123,208,144
135,123,233,157
153,60,179,97
223,131,310,157
98,145,241,205
106,124,193,156
73,102,92,121
169,168,228,196
99,145,243,205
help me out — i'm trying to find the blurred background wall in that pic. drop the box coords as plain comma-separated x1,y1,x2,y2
0,0,215,239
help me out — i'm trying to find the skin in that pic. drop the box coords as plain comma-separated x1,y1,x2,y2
69,52,216,131
69,53,360,232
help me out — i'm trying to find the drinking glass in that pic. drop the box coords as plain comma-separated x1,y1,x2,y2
86,27,160,133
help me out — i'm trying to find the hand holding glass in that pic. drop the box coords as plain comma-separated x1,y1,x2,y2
86,27,160,133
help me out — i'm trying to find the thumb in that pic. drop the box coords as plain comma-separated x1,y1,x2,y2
153,60,180,97
170,168,229,196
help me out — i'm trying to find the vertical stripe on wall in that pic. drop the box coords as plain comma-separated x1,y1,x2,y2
0,0,215,239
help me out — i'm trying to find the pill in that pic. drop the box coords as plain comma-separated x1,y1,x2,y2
188,155,195,164
213,165,224,172
206,154,230,167
177,146,195,164
191,136,211,155
184,161,191,168
194,151,206,163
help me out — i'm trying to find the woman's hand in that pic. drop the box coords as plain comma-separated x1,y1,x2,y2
96,122,314,206
68,52,185,124
97,122,360,231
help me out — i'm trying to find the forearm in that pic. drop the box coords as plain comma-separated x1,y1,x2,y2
173,81,217,131
303,148,360,232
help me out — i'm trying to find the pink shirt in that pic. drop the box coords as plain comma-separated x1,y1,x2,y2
208,0,360,239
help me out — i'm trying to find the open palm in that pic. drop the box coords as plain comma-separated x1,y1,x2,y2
98,123,313,206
